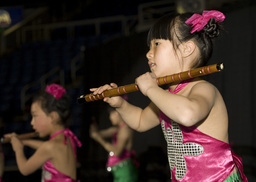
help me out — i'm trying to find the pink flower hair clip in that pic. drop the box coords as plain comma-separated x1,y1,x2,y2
45,83,66,99
185,10,225,34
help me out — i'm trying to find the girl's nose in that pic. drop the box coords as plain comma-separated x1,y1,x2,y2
146,49,153,60
30,119,34,125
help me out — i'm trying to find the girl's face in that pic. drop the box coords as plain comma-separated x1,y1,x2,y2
30,102,52,137
146,39,182,77
109,110,122,126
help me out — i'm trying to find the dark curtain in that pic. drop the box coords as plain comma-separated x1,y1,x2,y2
210,6,256,148
207,7,256,179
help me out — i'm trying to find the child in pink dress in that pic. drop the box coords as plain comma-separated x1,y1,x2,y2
90,10,247,181
4,84,82,182
90,107,139,182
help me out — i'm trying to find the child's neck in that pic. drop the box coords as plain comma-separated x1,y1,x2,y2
50,125,65,135
169,78,194,93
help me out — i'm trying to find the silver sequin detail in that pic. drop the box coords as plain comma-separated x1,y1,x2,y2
41,167,52,181
161,120,204,180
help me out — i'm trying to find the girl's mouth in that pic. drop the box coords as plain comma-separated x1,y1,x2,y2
149,62,156,69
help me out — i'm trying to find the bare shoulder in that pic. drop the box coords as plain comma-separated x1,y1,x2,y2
189,79,218,96
33,140,57,161
192,79,216,89
40,140,56,152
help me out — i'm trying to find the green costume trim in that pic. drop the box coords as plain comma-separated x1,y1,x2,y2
109,158,138,182
224,170,242,182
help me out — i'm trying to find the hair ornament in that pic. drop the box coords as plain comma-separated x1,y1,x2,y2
45,83,66,99
185,10,225,33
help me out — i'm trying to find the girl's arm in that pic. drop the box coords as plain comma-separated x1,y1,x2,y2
90,84,160,132
11,137,52,176
146,81,216,127
135,72,216,127
22,139,44,149
98,127,117,138
90,121,117,139
90,117,117,138
116,100,160,132
90,125,132,156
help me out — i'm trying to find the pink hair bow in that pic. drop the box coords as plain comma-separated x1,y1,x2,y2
185,10,225,33
45,83,66,99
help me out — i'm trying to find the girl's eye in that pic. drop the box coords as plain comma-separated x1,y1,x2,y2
155,42,160,46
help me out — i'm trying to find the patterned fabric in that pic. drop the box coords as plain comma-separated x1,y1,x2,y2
160,111,247,182
159,80,247,182
161,121,204,180
42,162,78,182
42,129,82,182
224,170,242,182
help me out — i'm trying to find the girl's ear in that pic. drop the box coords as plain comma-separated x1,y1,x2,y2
49,111,60,124
181,40,196,58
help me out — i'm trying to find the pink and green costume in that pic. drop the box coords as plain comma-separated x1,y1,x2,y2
41,129,82,182
159,80,247,181
106,124,139,182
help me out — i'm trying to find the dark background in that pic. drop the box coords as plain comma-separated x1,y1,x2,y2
0,0,256,181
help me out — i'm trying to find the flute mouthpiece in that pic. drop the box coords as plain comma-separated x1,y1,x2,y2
217,63,224,71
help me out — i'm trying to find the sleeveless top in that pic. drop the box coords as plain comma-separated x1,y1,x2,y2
159,80,247,182
106,123,138,168
42,128,82,182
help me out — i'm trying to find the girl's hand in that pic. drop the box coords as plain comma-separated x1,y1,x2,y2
89,124,100,140
10,136,24,153
3,132,17,143
90,83,124,108
90,121,98,133
4,132,17,139
89,117,99,139
90,130,100,140
136,72,158,96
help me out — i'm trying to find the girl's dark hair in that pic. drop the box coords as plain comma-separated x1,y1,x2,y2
147,11,223,68
32,90,71,126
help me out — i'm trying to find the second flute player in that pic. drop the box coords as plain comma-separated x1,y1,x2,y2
4,84,82,182
90,10,248,181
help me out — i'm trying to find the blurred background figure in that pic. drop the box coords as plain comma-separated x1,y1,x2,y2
90,101,139,182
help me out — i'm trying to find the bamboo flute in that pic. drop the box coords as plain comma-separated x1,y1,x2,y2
1,132,39,144
78,63,224,103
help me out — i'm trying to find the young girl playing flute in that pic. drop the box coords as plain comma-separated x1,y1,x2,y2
5,83,82,182
90,10,247,181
